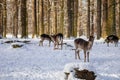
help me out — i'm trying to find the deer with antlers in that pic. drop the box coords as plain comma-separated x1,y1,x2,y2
74,36,94,62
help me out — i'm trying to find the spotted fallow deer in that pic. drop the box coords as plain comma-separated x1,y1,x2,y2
39,34,52,47
104,35,119,47
51,33,63,50
74,36,94,62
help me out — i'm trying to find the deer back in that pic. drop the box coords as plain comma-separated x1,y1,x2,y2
40,34,51,41
74,36,94,50
51,33,63,43
74,38,89,50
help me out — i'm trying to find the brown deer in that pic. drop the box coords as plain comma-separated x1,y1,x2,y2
39,34,52,47
74,36,94,62
50,33,63,50
104,35,119,47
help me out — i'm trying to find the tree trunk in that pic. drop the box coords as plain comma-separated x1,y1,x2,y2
107,0,116,35
96,0,101,39
73,0,78,37
47,0,51,34
91,0,94,36
0,0,3,37
13,0,18,38
87,0,90,38
33,0,37,37
54,0,57,34
102,0,108,38
67,0,74,38
119,0,120,37
77,0,82,37
60,0,64,34
21,0,27,38
37,0,40,36
111,0,116,35
40,0,44,34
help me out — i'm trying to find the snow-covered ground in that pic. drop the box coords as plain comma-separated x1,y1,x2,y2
0,37,120,80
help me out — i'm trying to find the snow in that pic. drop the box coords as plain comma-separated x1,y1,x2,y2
0,37,120,80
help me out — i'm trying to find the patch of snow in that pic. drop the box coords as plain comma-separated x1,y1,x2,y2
0,38,120,80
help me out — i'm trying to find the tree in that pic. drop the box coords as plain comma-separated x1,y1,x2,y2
102,0,108,38
54,0,57,34
67,0,74,37
96,0,101,39
40,0,44,34
91,0,94,36
0,0,3,37
21,0,27,38
77,0,83,37
119,0,120,37
13,0,19,38
73,0,78,37
106,0,116,36
32,0,38,37
111,0,116,35
87,0,90,38
59,0,64,34
47,0,51,34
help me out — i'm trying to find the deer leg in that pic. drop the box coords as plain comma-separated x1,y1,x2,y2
115,42,118,47
49,41,51,47
54,42,56,49
75,50,77,59
84,50,86,62
77,50,80,59
61,44,62,50
87,51,89,62
115,43,116,47
107,43,109,47
57,42,59,49
39,41,41,46
39,40,43,46
75,49,80,59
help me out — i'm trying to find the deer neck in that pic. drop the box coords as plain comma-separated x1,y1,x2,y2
88,40,93,50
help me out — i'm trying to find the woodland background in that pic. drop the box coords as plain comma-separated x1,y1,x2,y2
0,0,120,39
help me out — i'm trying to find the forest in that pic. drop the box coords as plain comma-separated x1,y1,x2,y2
0,0,120,39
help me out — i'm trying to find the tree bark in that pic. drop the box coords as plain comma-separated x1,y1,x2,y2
102,0,108,38
0,0,3,37
33,0,38,37
73,0,78,37
21,0,27,38
67,0,74,38
119,0,120,37
91,0,94,36
54,0,57,34
87,0,90,38
47,0,51,34
40,0,44,34
96,0,101,39
13,0,18,38
60,0,64,34
111,0,116,35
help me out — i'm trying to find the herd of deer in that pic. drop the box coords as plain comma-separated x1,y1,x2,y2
39,33,119,62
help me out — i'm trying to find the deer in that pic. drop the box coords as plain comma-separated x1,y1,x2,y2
39,34,52,47
104,35,119,47
74,36,94,62
50,33,63,50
